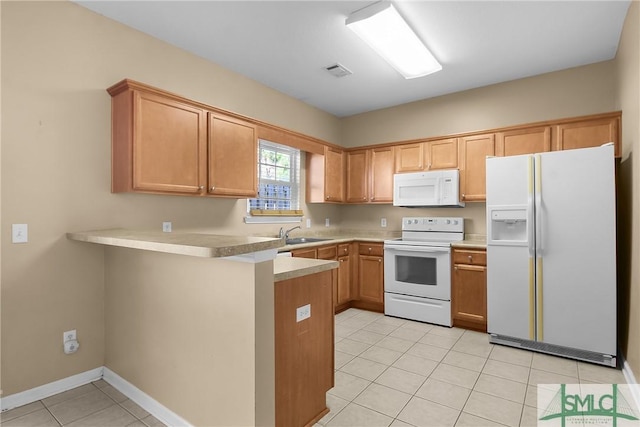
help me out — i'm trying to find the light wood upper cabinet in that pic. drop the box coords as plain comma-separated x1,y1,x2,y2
346,150,369,203
395,139,457,174
115,90,207,195
346,147,393,204
208,114,257,197
427,138,458,170
109,80,258,198
395,143,424,173
496,126,551,157
458,133,495,202
369,147,394,203
307,147,345,203
554,116,620,156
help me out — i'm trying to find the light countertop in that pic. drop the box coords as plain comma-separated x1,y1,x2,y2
274,257,339,282
67,228,284,258
452,235,487,249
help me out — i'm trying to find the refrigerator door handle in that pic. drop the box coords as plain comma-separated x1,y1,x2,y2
527,156,535,257
534,154,544,341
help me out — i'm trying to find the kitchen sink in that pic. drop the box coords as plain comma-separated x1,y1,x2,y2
285,237,330,245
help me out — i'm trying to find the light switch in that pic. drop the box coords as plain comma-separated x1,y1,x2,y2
12,224,28,243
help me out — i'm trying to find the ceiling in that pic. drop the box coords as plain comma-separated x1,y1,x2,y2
75,1,631,118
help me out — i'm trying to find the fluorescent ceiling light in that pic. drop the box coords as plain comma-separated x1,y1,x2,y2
346,1,442,79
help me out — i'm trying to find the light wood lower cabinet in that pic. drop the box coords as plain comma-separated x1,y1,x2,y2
275,270,334,426
291,241,383,313
354,243,384,312
451,248,487,332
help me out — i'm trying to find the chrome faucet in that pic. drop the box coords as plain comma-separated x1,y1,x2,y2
284,226,301,240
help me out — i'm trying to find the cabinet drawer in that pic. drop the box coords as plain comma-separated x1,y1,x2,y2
318,245,337,260
291,248,317,259
338,243,350,256
358,243,384,257
452,249,486,266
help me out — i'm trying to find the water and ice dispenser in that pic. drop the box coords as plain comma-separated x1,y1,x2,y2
488,206,528,244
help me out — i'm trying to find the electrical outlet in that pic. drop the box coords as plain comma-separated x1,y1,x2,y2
12,224,28,243
162,222,172,232
306,218,311,228
325,218,330,227
63,329,77,342
296,304,311,322
381,218,387,228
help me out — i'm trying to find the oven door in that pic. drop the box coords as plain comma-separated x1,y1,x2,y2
384,244,451,300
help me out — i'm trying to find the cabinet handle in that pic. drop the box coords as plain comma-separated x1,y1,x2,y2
468,255,473,261
371,197,375,201
210,186,215,191
378,259,382,263
340,259,344,263
368,247,372,253
454,266,458,270
198,185,204,191
326,196,329,200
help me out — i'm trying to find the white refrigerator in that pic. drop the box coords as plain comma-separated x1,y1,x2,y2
486,144,617,367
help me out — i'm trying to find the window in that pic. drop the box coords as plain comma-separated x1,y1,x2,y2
247,140,302,218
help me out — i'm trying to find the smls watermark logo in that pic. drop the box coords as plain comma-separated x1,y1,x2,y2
538,384,640,427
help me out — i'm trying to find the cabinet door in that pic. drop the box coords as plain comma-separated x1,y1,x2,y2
370,147,394,203
427,138,458,170
324,147,345,202
133,91,206,194
458,133,495,202
496,126,551,157
554,116,620,156
337,255,351,305
346,150,369,203
208,114,257,197
394,143,425,173
358,255,383,304
452,263,487,332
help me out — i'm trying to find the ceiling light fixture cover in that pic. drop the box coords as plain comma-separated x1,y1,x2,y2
346,1,442,79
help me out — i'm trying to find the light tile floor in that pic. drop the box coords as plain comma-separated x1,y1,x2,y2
0,380,167,427
319,308,627,427
1,308,627,427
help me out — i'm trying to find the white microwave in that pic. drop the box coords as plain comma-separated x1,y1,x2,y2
393,169,464,207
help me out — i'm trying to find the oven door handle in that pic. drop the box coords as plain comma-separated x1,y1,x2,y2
384,246,450,254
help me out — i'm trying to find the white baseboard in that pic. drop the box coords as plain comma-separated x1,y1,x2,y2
0,367,103,412
103,367,192,427
622,358,640,412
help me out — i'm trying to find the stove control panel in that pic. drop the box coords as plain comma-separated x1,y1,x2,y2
402,217,464,232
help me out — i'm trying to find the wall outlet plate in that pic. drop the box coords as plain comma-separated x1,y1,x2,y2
381,218,387,227
325,218,330,227
162,222,172,232
296,304,311,322
63,329,77,343
306,218,311,228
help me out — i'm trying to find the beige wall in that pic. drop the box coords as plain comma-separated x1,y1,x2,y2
341,61,617,148
0,1,341,397
615,1,640,378
2,0,638,402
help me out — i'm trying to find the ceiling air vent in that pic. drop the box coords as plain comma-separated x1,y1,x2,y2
325,63,352,78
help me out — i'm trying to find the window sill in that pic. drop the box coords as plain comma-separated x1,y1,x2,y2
244,216,303,224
